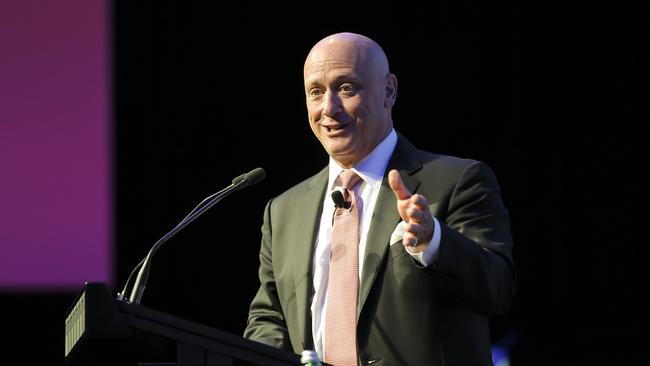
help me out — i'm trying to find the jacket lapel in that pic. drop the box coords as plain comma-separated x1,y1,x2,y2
358,135,422,316
292,167,328,348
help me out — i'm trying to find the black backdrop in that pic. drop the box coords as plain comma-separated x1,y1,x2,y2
4,0,648,364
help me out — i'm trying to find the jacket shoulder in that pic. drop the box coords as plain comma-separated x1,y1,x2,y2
417,150,485,174
414,149,502,191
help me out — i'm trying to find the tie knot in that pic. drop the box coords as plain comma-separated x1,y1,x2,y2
336,169,362,190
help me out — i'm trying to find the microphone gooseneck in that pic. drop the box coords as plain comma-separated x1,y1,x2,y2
120,167,266,305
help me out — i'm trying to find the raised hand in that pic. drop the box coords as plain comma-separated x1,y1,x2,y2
388,169,434,252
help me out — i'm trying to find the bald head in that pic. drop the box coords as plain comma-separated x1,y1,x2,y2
304,32,390,81
303,32,398,168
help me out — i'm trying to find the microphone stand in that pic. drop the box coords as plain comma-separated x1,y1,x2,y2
120,170,261,305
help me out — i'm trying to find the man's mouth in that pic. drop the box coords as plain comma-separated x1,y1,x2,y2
322,123,350,135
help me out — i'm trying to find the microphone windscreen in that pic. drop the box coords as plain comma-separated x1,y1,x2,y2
331,189,346,208
243,167,266,186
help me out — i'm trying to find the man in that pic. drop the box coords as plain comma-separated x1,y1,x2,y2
244,32,515,366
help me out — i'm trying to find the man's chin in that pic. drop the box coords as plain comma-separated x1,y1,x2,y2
327,149,363,168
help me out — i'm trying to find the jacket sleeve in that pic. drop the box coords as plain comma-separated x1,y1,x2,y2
243,199,291,350
425,161,516,316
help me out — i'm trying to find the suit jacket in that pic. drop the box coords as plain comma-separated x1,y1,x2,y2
244,134,516,366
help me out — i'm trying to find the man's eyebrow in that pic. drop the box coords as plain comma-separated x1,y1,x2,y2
332,75,360,84
305,74,361,88
304,78,321,88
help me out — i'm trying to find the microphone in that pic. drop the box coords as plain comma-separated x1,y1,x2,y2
232,167,265,188
331,188,348,209
118,167,266,304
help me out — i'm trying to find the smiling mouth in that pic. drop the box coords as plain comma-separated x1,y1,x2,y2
323,123,350,134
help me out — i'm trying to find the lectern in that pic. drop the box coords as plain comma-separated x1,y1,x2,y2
65,282,301,366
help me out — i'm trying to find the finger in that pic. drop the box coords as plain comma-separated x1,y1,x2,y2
388,169,411,200
402,232,418,246
410,194,429,210
406,206,427,223
405,222,423,236
406,222,433,243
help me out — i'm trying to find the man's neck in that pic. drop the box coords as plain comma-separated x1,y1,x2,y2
328,129,398,187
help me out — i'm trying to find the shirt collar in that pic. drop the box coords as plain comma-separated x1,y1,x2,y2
328,129,398,190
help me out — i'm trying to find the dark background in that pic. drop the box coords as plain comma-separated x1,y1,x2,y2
4,0,648,364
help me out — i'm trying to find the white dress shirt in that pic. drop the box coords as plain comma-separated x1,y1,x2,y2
310,129,442,359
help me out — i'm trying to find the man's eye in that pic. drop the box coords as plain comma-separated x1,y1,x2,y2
339,84,357,93
309,88,323,97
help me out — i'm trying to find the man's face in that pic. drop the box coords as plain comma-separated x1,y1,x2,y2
304,41,394,168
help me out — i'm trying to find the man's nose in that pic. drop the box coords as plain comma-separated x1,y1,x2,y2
323,91,342,117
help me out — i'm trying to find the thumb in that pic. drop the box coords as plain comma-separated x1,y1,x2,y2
388,169,411,200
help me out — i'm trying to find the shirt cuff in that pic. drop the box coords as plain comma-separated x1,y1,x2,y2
420,217,441,266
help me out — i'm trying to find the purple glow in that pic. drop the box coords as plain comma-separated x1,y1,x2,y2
0,0,111,290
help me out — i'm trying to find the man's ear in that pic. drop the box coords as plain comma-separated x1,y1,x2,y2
384,73,398,108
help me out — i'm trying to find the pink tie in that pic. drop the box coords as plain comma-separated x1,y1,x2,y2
325,170,362,366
